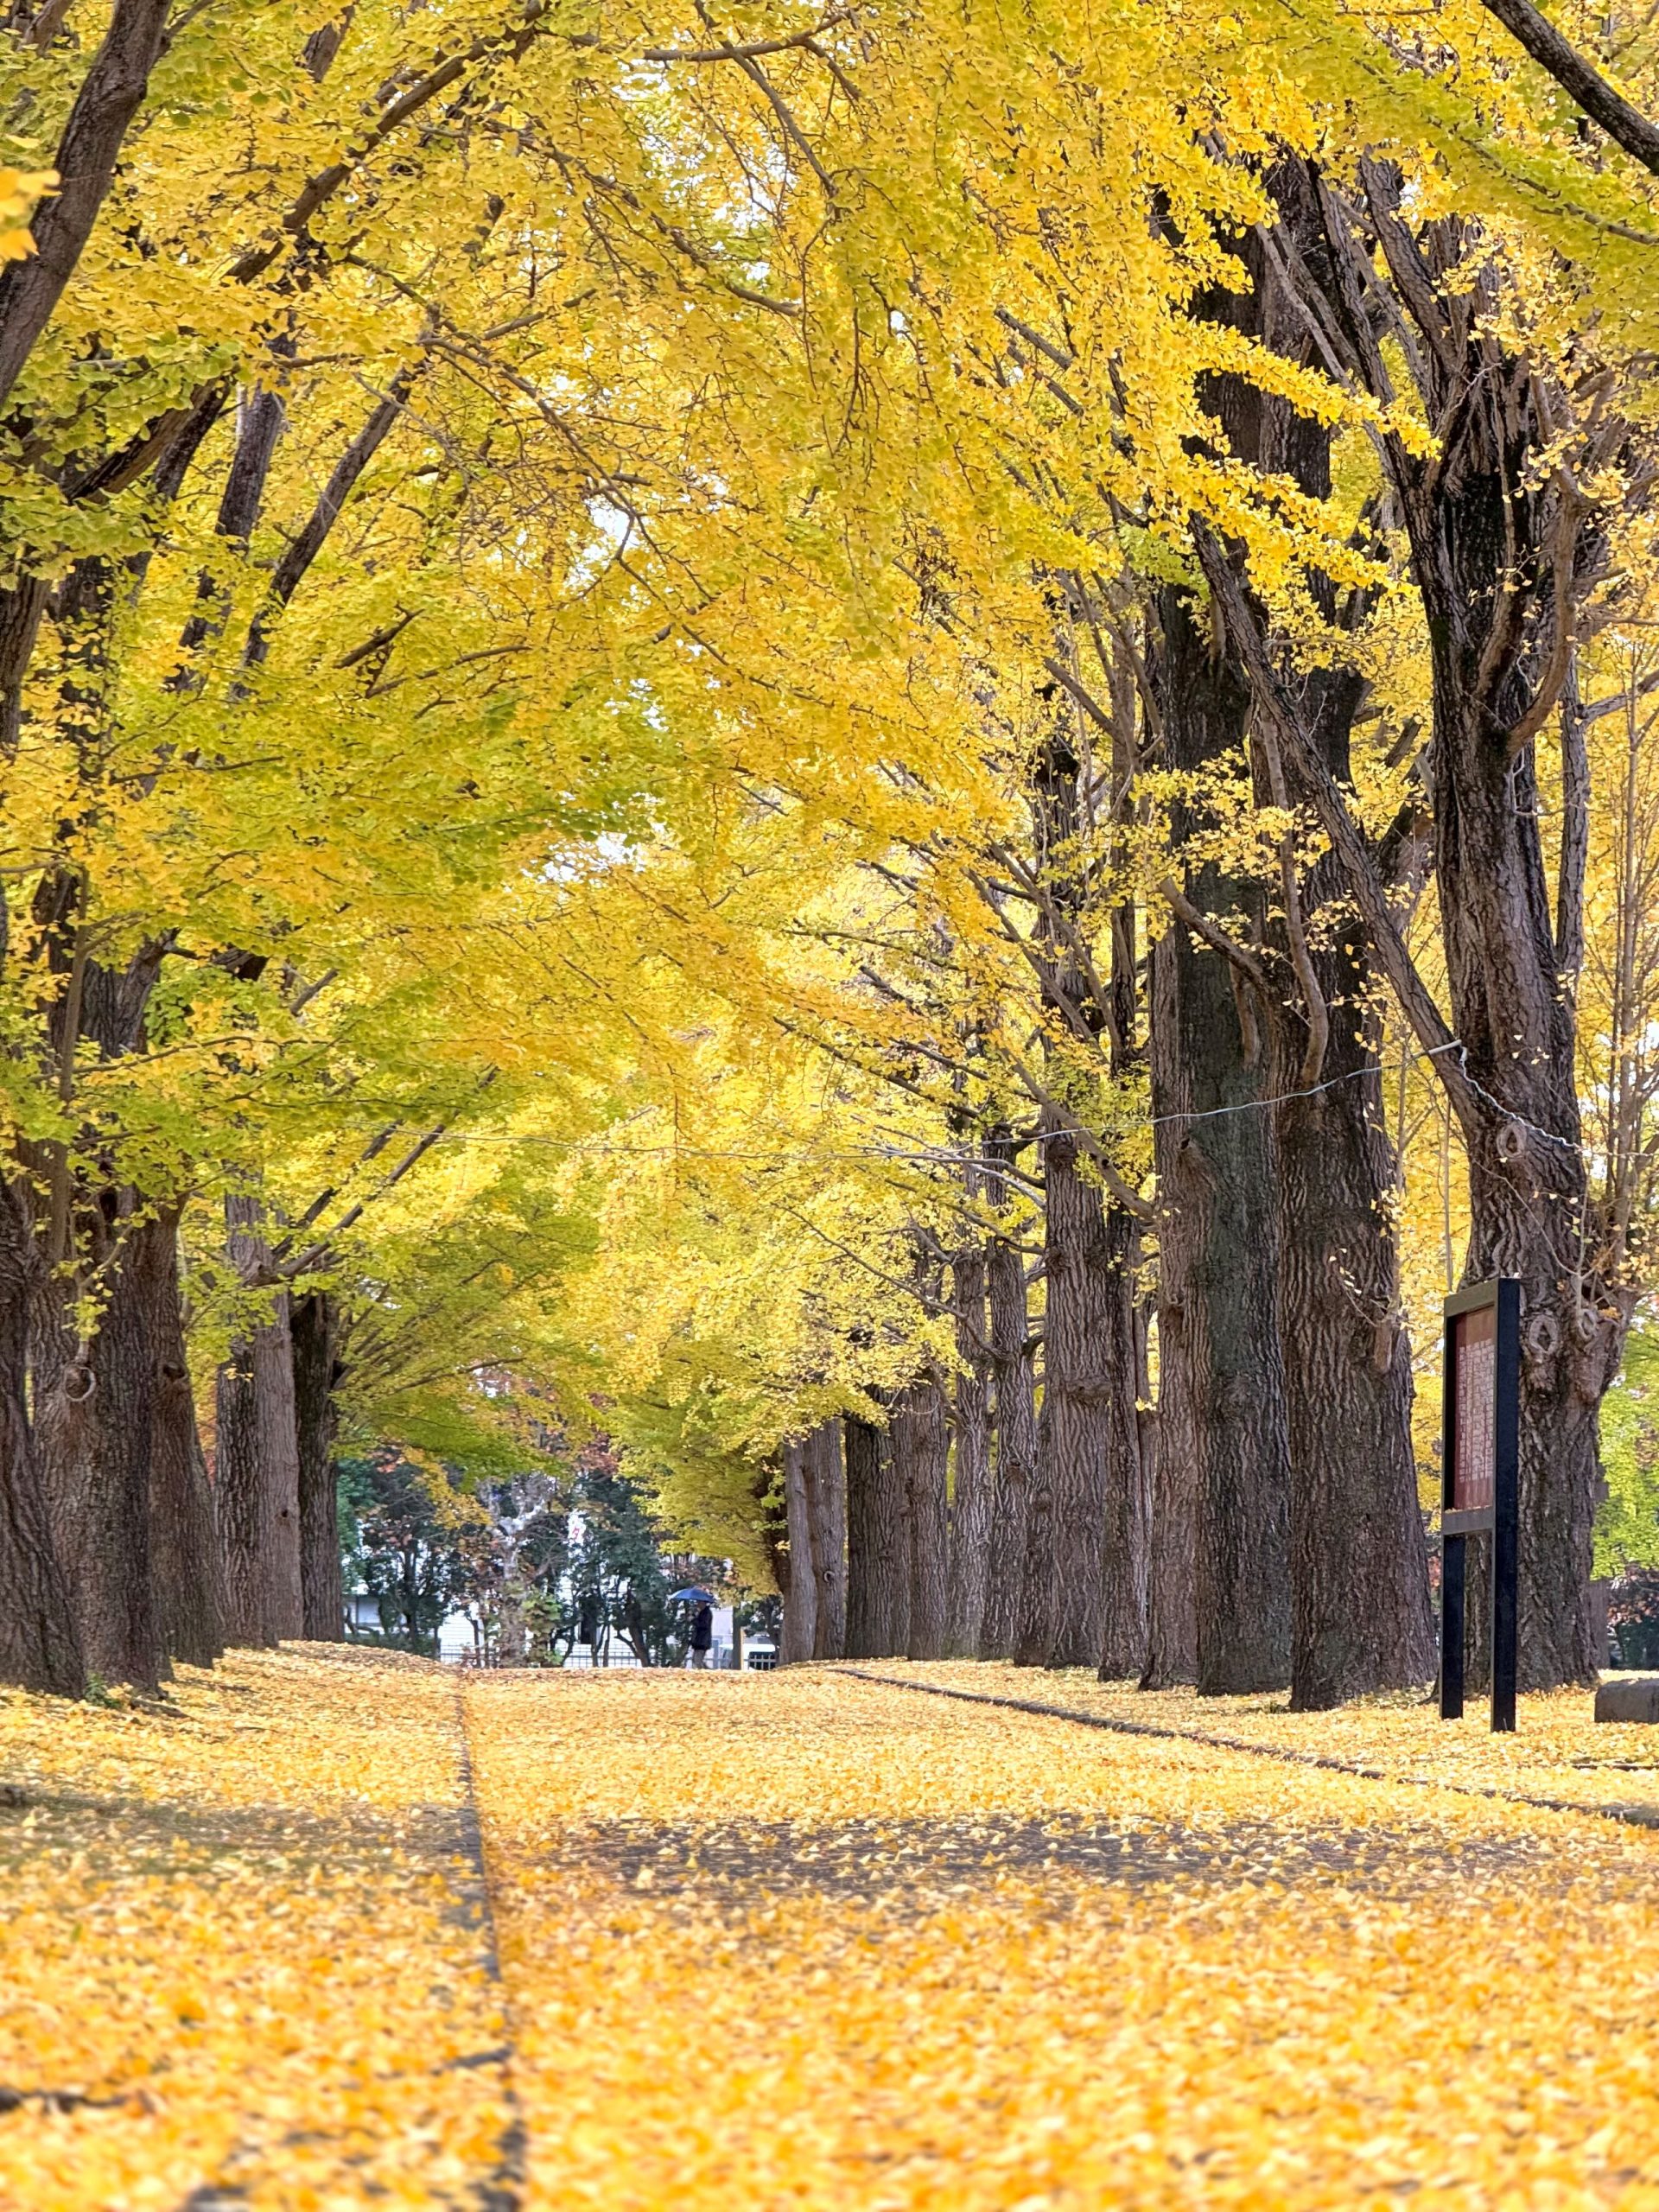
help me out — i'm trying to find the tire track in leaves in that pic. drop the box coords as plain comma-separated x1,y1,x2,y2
172,1675,527,2212
452,1675,529,2212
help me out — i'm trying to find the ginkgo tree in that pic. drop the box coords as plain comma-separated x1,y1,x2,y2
7,0,1659,1713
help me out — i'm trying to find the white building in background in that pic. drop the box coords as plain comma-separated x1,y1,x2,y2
343,1587,380,1636
438,1611,476,1663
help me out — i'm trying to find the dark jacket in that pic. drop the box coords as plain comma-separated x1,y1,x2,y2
690,1603,714,1652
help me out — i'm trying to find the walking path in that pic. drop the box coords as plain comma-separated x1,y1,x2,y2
9,1650,1659,2206
0,1648,518,2209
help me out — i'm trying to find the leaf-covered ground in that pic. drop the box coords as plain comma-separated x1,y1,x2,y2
0,1648,517,2209
10,1651,1659,2206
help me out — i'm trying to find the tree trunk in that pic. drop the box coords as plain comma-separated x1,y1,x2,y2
804,1418,846,1658
1442,735,1616,1688
499,1575,529,1665
980,1135,1038,1659
0,0,173,410
1097,1198,1149,1679
32,1217,164,1691
1013,1135,1098,1667
0,1182,83,1697
1275,1010,1438,1706
252,1297,303,1637
292,1288,344,1641
1143,934,1199,1687
1149,584,1293,1694
218,1192,303,1644
215,1346,274,1649
17,915,171,1692
1304,161,1625,1687
1263,697,1437,1704
1014,1378,1059,1669
844,1409,907,1658
1230,194,1437,1707
895,1370,950,1660
132,1209,224,1669
779,1434,817,1663
1027,1121,1147,1673
945,1241,993,1657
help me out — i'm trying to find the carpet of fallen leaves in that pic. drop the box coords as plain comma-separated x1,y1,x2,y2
861,1657,1659,1821
0,1645,515,2209
470,1663,1659,2211
10,1650,1659,2207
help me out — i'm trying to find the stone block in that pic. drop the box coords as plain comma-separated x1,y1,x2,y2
1595,1677,1659,1723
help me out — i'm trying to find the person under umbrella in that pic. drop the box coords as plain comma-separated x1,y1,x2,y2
668,1587,718,1670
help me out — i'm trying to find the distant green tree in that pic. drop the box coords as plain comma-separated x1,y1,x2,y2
471,1474,570,1663
566,1455,724,1666
740,1592,784,1646
339,1453,476,1656
1596,1330,1659,1580
1593,1329,1659,1665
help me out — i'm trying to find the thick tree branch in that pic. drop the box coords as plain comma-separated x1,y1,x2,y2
1194,525,1485,1135
1278,840,1330,1090
1159,876,1273,999
1478,0,1659,176
999,1045,1154,1220
639,10,855,63
0,0,171,409
242,369,417,671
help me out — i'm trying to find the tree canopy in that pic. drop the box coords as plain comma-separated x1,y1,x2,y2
5,0,1659,1705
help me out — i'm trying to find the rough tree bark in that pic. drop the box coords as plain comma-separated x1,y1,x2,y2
1149,584,1293,1694
1381,285,1620,1690
844,1408,907,1658
945,1236,994,1657
780,1433,817,1663
1017,1119,1145,1670
32,1214,163,1691
132,1208,225,1669
804,1418,846,1659
254,1294,303,1638
1100,658,1154,1684
1143,938,1201,1688
1014,725,1147,1672
1096,1193,1149,1679
292,1288,344,1642
0,0,174,410
26,922,170,1694
895,1370,950,1661
980,1133,1039,1659
1192,189,1436,1707
1274,1006,1438,1705
1265,160,1630,1686
217,1193,304,1646
215,1340,273,1649
1015,1118,1095,1668
0,1181,83,1696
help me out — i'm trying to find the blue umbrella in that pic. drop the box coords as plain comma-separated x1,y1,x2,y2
668,1586,716,1605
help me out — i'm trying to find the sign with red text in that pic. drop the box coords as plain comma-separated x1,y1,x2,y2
1451,1304,1497,1514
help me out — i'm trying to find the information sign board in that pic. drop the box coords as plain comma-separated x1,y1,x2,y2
1451,1305,1497,1514
1440,1280,1521,1733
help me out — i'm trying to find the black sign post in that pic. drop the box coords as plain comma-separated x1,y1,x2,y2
1440,1279,1521,1732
